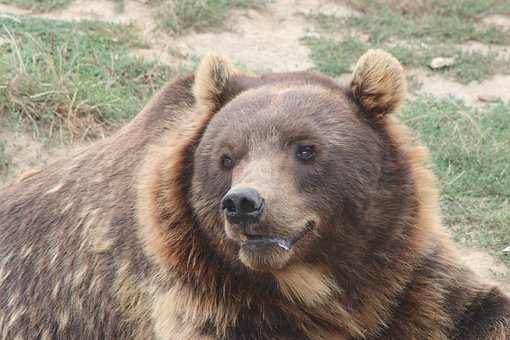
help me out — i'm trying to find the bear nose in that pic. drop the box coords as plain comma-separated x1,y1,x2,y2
222,187,264,225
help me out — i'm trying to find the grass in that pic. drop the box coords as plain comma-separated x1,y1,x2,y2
112,0,125,13
0,0,128,13
0,15,177,139
344,0,510,18
304,0,510,83
301,35,510,83
400,96,510,267
443,50,508,84
154,0,267,35
1,0,266,34
0,0,73,11
301,36,366,76
341,0,510,45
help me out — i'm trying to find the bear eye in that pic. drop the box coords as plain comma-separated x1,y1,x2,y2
295,145,316,162
221,155,235,169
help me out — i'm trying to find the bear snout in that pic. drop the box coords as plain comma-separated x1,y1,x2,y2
222,186,265,225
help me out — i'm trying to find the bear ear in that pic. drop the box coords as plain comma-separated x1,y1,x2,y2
350,49,406,120
193,53,239,115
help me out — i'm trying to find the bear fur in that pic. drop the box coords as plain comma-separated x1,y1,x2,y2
0,50,509,340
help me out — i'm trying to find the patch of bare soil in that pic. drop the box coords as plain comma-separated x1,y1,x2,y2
0,126,82,187
0,3,31,15
460,248,510,294
43,0,155,33
483,15,510,30
176,0,356,72
459,41,510,60
0,1,156,34
292,0,360,17
408,69,510,105
0,129,50,186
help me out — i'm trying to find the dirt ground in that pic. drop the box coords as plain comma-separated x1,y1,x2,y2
0,0,508,292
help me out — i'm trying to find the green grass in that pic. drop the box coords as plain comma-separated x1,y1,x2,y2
155,0,266,35
301,36,366,75
400,96,510,267
442,50,508,84
0,15,177,139
304,0,510,83
301,35,510,83
341,0,510,44
345,0,510,18
112,0,125,13
0,0,127,11
0,0,73,11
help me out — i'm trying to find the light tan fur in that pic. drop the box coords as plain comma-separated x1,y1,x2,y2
351,49,406,116
193,53,237,115
152,282,237,339
273,263,339,307
136,107,199,268
14,169,41,183
384,113,458,267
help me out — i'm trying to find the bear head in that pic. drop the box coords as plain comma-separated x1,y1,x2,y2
186,50,407,272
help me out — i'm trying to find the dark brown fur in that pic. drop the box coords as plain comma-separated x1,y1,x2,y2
0,52,508,339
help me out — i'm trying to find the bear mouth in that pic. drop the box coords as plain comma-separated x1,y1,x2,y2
239,221,314,251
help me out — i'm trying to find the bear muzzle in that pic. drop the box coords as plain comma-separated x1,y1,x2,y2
222,186,265,225
222,187,317,261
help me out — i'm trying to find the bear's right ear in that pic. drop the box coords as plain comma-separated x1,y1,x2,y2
349,49,406,121
193,53,241,115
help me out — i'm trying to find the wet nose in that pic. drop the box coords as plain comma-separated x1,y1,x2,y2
222,187,264,225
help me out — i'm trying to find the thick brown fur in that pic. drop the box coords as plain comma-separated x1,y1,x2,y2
0,51,508,340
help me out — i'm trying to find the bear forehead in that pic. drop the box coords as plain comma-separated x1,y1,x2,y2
231,81,350,112
211,81,359,134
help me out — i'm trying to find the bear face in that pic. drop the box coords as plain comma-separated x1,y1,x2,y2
190,52,406,272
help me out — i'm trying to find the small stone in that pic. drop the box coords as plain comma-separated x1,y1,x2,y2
503,245,510,253
429,57,456,69
477,94,500,103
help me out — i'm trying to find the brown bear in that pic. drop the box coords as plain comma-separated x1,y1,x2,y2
0,50,508,340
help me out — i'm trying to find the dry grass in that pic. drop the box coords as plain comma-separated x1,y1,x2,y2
401,97,510,268
154,0,266,35
0,15,177,140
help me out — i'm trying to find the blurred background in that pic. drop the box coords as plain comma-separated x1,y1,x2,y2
0,0,508,290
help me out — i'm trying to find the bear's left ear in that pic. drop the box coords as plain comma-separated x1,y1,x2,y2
193,53,241,115
350,49,406,120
